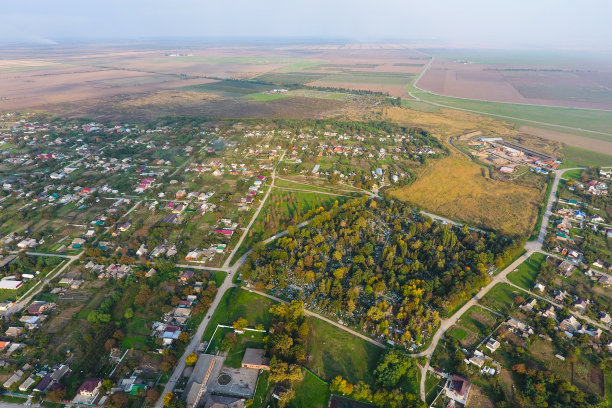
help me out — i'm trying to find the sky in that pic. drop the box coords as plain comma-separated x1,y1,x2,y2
2,0,611,49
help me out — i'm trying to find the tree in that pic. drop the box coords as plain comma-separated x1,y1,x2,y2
178,331,190,343
374,349,413,388
185,353,198,366
330,376,354,395
269,358,304,382
47,387,66,402
110,392,129,408
124,308,134,319
277,389,296,408
233,317,248,331
135,285,152,305
145,388,161,405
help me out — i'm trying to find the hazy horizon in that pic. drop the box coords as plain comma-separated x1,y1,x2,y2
2,0,611,50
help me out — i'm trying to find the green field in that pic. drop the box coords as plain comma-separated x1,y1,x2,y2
306,317,384,386
448,327,468,340
507,253,547,289
561,145,612,168
480,283,524,313
184,80,272,97
410,86,612,141
201,288,276,341
246,93,290,101
251,370,273,408
288,370,330,408
256,72,328,84
320,71,414,86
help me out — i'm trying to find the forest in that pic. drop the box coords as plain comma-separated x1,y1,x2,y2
241,196,523,346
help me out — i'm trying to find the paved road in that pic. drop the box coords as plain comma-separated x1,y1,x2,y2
222,150,286,269
416,166,586,400
417,251,532,400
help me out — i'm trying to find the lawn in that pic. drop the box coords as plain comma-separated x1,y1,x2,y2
480,283,524,313
425,372,445,405
507,253,547,289
201,288,276,341
205,327,265,368
288,370,330,408
448,327,468,340
251,370,273,408
306,317,384,386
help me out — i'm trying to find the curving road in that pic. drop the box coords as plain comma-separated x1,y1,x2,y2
416,166,586,400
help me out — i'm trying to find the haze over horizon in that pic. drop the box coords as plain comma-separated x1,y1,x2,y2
2,0,611,50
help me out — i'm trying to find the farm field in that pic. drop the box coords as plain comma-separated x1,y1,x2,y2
416,54,612,110
410,85,612,144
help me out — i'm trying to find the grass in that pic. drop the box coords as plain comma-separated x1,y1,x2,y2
256,72,328,84
480,283,524,313
288,370,330,408
448,327,468,340
306,317,384,386
606,371,612,407
507,253,547,289
319,71,414,86
0,394,28,403
184,80,272,97
213,271,227,288
251,370,273,408
246,93,289,101
409,85,612,140
561,145,612,168
201,288,276,341
425,372,445,405
387,150,541,236
232,188,352,263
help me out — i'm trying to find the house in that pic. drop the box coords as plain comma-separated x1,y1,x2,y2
77,378,102,397
5,327,24,337
241,348,270,370
539,305,557,319
574,298,590,312
599,312,611,325
468,356,485,368
445,375,471,405
215,229,234,237
179,270,194,281
33,375,53,393
520,298,537,312
0,341,10,351
534,283,546,292
0,278,23,290
28,300,53,315
486,338,500,353
559,316,581,333
558,260,575,276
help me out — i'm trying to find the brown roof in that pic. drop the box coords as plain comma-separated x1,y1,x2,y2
77,378,101,394
451,375,469,397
